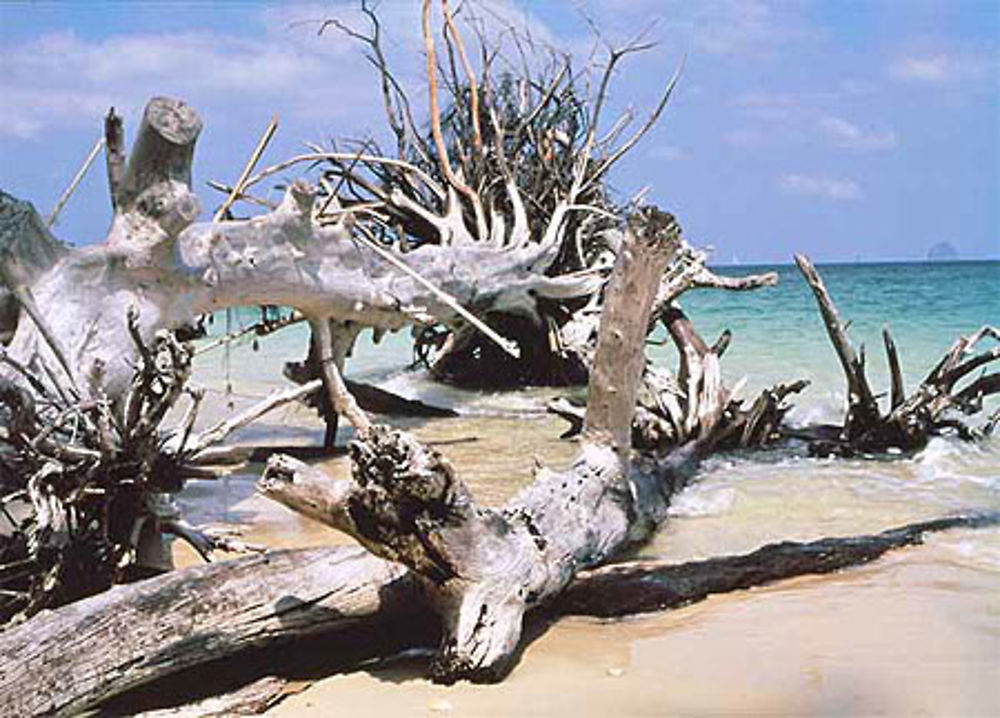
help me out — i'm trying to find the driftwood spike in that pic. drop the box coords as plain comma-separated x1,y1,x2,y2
104,107,126,211
795,254,881,437
882,325,905,410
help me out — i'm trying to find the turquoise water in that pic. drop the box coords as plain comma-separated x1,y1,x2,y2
662,260,999,420
196,260,999,425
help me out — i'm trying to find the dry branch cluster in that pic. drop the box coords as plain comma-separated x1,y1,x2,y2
0,317,196,623
795,255,999,455
243,0,683,388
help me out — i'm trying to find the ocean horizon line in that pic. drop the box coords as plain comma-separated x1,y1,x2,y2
708,256,1000,269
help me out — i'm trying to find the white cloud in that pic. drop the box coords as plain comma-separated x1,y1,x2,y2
0,1,567,141
597,0,814,57
886,51,995,85
819,116,897,151
651,145,686,161
778,174,862,201
0,27,367,140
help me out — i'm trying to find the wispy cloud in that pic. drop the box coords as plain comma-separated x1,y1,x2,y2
819,116,897,151
778,174,862,201
886,51,995,85
0,27,362,139
591,0,814,57
651,145,686,161
0,1,560,141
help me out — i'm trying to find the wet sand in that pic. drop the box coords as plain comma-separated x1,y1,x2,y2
168,399,1000,717
269,552,999,717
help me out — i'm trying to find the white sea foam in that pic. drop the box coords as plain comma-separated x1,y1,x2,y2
668,486,737,518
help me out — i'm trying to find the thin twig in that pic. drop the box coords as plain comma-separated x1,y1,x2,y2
350,224,519,358
47,136,105,227
213,116,279,222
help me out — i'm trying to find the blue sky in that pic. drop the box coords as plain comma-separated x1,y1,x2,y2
1,0,997,263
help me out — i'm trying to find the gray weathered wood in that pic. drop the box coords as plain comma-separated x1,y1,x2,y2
0,547,417,717
794,253,881,437
104,107,126,211
259,207,705,682
796,255,999,453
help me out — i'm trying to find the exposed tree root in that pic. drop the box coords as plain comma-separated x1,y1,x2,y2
795,255,999,455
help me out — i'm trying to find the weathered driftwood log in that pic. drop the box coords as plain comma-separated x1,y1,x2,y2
1,98,597,404
2,512,995,716
306,2,686,388
257,208,760,683
0,546,418,717
795,254,999,454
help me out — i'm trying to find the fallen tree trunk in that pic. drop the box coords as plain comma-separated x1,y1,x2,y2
2,512,995,716
0,547,417,717
261,207,690,682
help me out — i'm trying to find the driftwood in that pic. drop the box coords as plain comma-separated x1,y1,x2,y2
549,252,996,457
249,208,809,685
260,207,688,682
0,5,694,629
2,7,997,715
309,1,684,388
0,310,355,624
281,325,456,451
547,238,800,453
2,512,995,716
795,255,999,454
0,99,596,403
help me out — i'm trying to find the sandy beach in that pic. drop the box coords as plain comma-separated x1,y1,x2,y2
169,395,1000,717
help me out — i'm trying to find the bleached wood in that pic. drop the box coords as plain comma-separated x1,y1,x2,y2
2,99,593,404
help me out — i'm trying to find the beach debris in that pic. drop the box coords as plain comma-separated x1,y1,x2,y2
794,254,999,455
0,307,290,625
1,4,998,715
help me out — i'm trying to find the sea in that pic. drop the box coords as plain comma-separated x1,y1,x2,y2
176,260,998,716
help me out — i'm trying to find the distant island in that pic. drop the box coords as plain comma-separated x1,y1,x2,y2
927,241,959,261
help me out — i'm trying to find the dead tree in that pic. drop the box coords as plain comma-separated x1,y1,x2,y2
795,255,999,455
0,94,602,407
1,6,996,712
0,206,995,713
548,235,802,452
289,0,689,388
250,208,818,682
0,6,745,626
